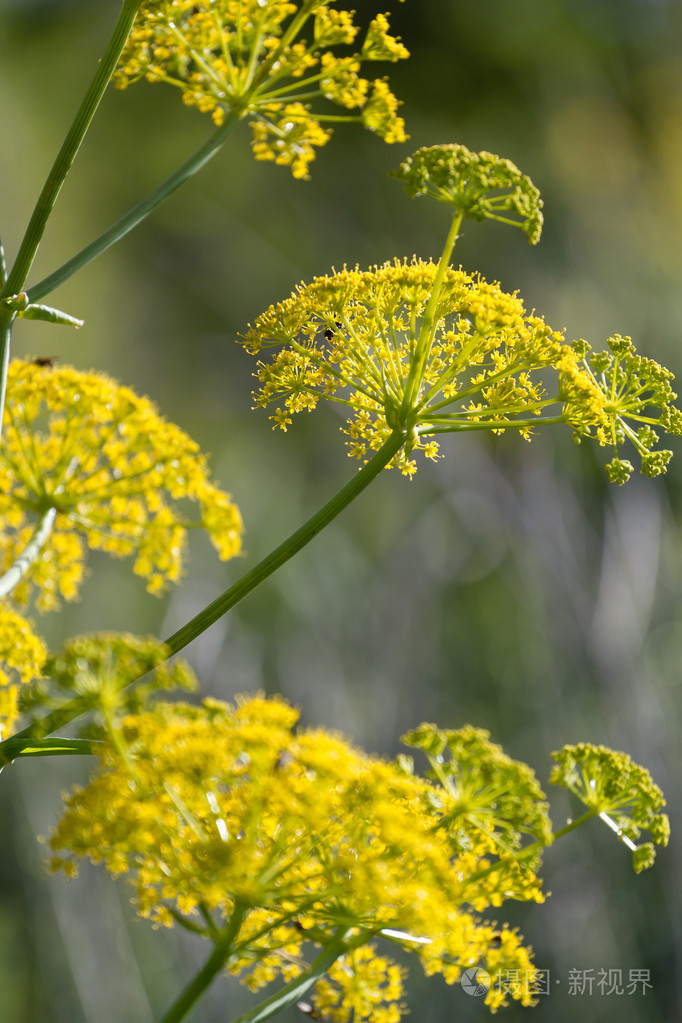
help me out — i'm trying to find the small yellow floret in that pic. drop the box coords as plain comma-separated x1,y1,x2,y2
50,694,543,1017
240,261,598,475
0,604,46,738
0,360,243,608
114,0,409,179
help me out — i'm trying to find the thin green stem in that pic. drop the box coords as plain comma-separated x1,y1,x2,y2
169,909,209,937
3,430,406,748
419,415,566,435
463,808,600,888
160,902,248,1023
0,507,56,599
0,312,12,443
163,429,405,654
551,808,601,842
27,111,242,304
226,928,359,1023
2,0,143,300
0,0,143,440
400,210,463,419
0,736,101,767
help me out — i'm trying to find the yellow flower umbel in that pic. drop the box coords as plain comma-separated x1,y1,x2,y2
20,632,197,737
114,1,409,179
568,335,682,484
0,359,243,609
241,143,682,479
550,743,669,873
0,604,46,738
50,694,549,1016
391,144,544,244
241,260,608,477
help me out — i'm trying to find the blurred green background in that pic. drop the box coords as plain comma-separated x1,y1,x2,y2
1,0,682,1020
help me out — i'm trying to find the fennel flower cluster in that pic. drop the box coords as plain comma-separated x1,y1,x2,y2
114,0,409,178
551,743,669,872
571,335,682,484
0,605,46,738
242,261,593,475
392,144,544,244
50,694,551,1015
242,261,682,478
0,359,243,610
20,632,197,735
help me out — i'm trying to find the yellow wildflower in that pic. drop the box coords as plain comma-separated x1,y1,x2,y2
392,144,544,244
0,359,242,610
114,1,409,179
0,604,46,738
401,723,551,908
21,632,197,735
241,262,682,478
551,742,669,872
362,14,410,62
50,694,545,1016
569,335,682,484
312,945,407,1023
361,79,408,143
241,260,606,475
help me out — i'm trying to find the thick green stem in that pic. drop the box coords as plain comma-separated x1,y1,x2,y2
163,429,405,654
160,903,248,1023
2,430,405,747
27,112,242,304
0,507,56,599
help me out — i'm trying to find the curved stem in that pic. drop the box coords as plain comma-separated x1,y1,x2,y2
3,430,406,747
1,0,143,300
160,902,248,1023
0,507,56,599
163,429,405,654
27,111,242,304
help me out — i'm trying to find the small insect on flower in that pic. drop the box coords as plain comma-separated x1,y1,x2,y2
297,1002,324,1020
31,356,56,368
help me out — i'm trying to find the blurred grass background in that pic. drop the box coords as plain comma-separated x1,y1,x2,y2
1,0,682,1020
